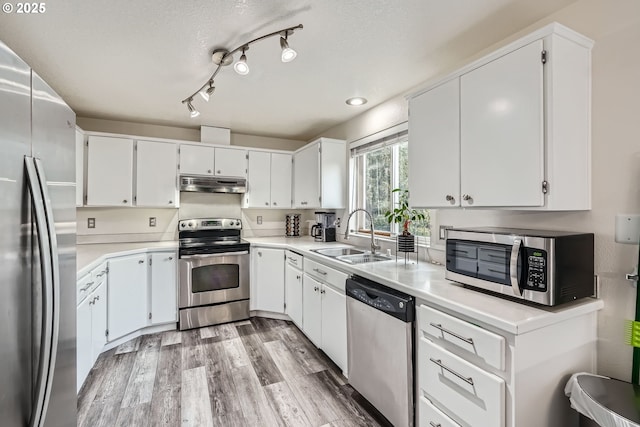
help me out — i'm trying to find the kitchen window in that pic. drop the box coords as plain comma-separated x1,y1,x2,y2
350,123,430,242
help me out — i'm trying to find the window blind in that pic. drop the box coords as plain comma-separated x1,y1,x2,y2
350,129,408,157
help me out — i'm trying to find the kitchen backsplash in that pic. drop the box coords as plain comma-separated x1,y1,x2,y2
77,192,315,243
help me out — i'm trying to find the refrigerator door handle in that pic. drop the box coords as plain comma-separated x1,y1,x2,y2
25,157,60,427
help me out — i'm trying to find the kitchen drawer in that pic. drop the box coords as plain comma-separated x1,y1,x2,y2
419,338,505,427
419,396,461,427
304,258,347,292
77,273,94,305
91,262,108,288
418,304,506,370
286,251,303,270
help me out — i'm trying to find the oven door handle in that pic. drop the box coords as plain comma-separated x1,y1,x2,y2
180,251,249,259
510,238,523,297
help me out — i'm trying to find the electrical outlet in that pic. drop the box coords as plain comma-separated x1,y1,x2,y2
257,216,263,225
439,225,452,240
149,217,157,227
87,218,95,229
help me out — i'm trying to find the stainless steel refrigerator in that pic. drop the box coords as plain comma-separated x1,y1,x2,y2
0,40,77,426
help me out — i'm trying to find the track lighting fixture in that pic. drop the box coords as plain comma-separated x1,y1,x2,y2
181,23,303,117
280,35,297,63
199,81,215,102
234,47,250,75
185,99,200,118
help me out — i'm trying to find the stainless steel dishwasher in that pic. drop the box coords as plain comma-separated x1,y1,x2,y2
346,275,415,427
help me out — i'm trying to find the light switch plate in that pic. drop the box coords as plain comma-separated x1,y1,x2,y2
87,218,95,229
615,214,640,244
257,216,263,225
439,225,452,240
149,217,157,227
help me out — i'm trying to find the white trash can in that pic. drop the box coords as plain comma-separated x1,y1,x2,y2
566,373,640,427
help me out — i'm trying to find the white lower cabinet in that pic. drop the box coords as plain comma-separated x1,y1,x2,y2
416,302,598,427
302,258,348,374
285,251,303,328
107,253,148,341
251,248,285,313
150,251,177,324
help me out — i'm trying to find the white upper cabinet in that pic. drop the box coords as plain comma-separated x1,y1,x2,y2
86,135,134,206
409,78,460,208
270,152,292,208
246,151,272,208
293,138,346,209
460,40,544,208
214,147,247,177
293,143,319,208
179,144,215,176
75,129,84,207
179,144,247,178
135,140,178,208
408,23,593,210
245,151,292,209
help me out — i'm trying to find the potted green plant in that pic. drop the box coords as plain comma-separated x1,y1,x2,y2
384,188,426,252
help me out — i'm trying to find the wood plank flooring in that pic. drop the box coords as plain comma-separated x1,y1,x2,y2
78,318,390,427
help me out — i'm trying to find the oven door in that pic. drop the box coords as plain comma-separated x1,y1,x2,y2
179,251,249,309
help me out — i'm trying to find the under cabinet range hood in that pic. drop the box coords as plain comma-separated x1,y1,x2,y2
180,175,247,193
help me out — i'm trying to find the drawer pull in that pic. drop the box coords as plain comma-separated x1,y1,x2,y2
313,268,327,275
430,358,474,386
288,257,297,264
96,271,105,277
80,282,94,291
430,422,441,427
429,322,474,345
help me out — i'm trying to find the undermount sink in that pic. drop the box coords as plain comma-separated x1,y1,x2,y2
312,247,392,264
336,253,392,264
312,247,365,257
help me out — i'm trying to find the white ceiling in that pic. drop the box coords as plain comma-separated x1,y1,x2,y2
0,0,576,140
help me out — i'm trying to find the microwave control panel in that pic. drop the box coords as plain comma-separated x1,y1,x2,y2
525,248,548,291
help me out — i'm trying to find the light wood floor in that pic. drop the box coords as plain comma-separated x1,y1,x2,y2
77,317,389,426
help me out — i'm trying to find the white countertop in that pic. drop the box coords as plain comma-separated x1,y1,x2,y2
245,236,604,335
77,241,178,277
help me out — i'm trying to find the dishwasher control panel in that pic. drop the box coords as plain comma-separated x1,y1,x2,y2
346,275,414,322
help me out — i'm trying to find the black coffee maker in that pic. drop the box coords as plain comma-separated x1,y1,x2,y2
311,212,336,242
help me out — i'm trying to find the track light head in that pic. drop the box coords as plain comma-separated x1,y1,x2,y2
280,36,297,63
200,81,215,101
234,48,249,75
186,99,200,118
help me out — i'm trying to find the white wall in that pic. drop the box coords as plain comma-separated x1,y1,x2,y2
316,0,640,381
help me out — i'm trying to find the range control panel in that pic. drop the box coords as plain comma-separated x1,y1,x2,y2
525,248,548,291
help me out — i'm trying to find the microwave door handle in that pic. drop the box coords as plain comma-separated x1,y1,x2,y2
510,238,523,297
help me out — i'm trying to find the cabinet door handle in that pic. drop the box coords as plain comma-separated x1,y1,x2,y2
167,256,173,261
313,268,327,276
313,286,319,292
138,260,145,264
123,199,128,203
94,295,100,301
265,202,269,206
429,358,474,386
296,275,301,280
445,195,455,204
217,170,221,174
429,322,474,345
258,252,262,257
320,289,325,294
462,194,472,202
207,169,212,174
169,200,173,204
429,422,442,427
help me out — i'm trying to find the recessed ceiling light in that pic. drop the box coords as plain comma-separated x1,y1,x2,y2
346,97,367,106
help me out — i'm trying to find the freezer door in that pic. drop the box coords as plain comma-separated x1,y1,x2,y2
31,72,77,427
0,41,34,427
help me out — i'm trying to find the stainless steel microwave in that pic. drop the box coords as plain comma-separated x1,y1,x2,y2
445,227,595,306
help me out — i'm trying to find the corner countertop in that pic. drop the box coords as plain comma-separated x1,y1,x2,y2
245,236,604,335
77,241,178,277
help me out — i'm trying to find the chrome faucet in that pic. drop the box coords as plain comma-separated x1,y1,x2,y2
344,208,381,254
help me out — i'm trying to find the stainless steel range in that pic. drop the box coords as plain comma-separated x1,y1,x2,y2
178,218,250,330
